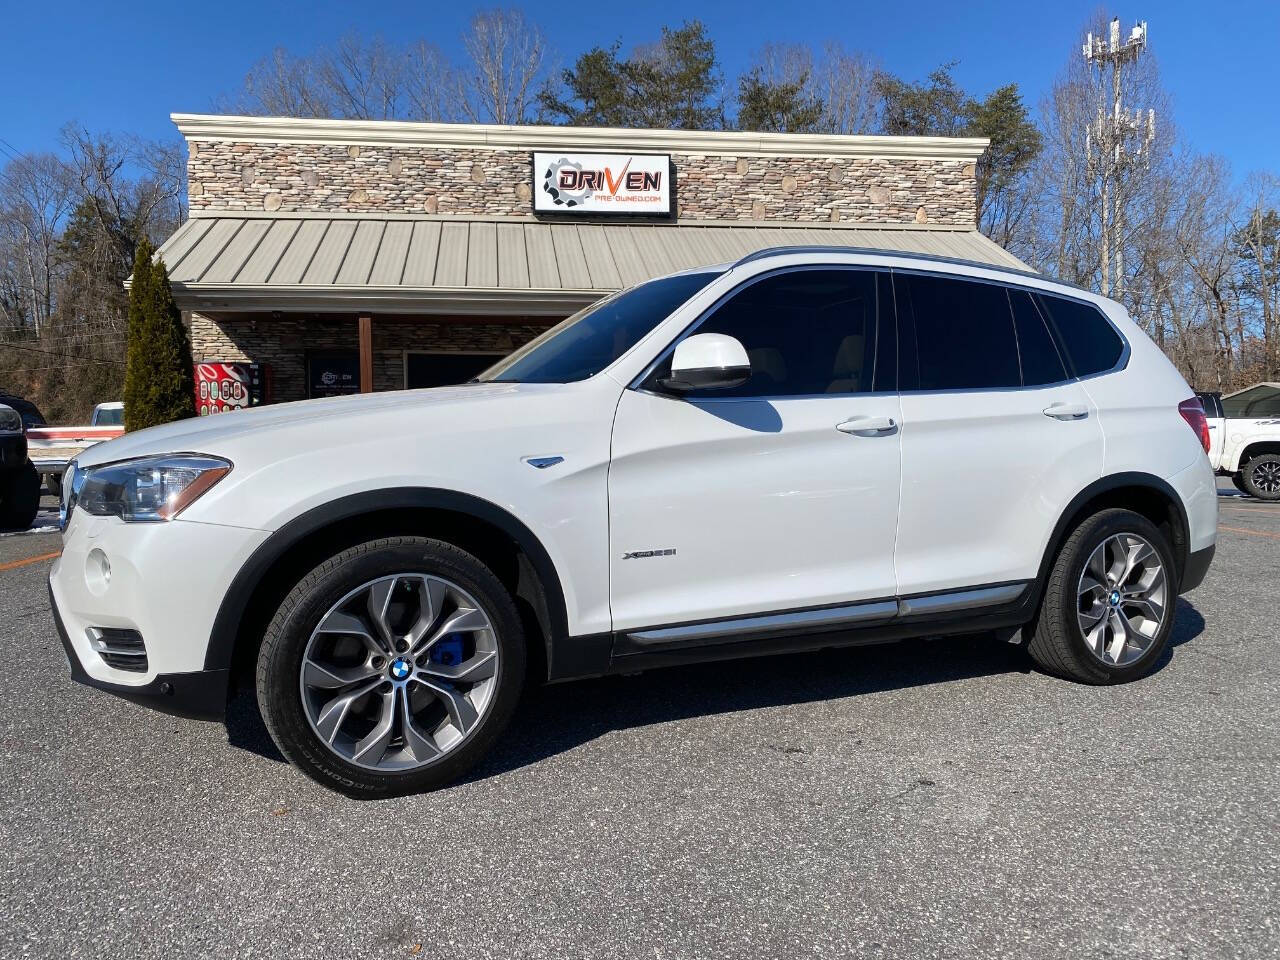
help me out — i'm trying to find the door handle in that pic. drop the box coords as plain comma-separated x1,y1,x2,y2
1043,403,1089,421
836,415,897,435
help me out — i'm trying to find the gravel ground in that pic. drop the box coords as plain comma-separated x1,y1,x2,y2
0,486,1276,959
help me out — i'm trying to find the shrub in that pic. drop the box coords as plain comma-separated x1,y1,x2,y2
123,239,195,431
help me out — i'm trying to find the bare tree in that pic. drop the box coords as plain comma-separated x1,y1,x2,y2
231,47,337,118
815,43,879,135
456,8,549,124
743,42,879,135
405,40,460,122
227,15,552,126
0,153,74,335
319,34,409,121
1234,173,1280,380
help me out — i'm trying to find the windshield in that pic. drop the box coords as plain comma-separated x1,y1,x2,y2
477,270,721,384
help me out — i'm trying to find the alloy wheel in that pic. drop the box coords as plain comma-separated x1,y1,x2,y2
1076,533,1167,667
299,573,500,771
1251,460,1280,494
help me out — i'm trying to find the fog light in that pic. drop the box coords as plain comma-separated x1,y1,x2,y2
85,548,111,595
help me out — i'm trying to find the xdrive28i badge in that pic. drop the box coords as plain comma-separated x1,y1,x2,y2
621,548,677,560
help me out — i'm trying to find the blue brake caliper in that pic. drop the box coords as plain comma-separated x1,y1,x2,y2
429,636,464,675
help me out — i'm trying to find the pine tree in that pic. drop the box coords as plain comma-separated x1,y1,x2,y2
123,239,196,431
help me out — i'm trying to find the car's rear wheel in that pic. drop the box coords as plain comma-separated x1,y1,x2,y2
256,536,526,798
1027,508,1178,684
1241,453,1280,501
0,461,41,530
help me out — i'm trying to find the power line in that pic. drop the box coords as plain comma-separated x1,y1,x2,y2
0,341,123,365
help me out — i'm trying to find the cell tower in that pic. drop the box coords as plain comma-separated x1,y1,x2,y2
1083,18,1156,299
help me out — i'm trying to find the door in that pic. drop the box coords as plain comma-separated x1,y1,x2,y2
608,267,902,633
892,272,1105,597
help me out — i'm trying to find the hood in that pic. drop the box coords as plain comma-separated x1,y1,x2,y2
73,382,549,468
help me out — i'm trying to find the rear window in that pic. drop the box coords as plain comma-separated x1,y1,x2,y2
1222,384,1280,419
1037,294,1125,377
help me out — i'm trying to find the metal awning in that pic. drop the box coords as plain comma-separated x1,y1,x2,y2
155,213,1032,316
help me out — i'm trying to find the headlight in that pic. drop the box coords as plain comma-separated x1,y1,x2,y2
0,407,22,434
72,454,232,523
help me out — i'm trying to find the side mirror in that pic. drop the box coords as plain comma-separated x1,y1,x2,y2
659,333,751,393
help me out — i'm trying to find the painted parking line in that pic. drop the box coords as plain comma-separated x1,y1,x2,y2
1219,525,1280,541
0,550,60,572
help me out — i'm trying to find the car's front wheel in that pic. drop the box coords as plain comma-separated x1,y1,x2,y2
1027,508,1178,684
256,536,526,798
1241,453,1280,501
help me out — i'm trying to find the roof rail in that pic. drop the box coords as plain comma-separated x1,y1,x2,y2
731,244,1044,281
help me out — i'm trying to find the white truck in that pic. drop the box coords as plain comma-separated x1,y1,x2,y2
27,401,125,493
1198,383,1280,500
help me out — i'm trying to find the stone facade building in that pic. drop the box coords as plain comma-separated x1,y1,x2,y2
156,113,1022,408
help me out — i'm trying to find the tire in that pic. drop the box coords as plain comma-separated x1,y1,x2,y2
256,536,526,798
1241,453,1280,501
0,461,41,530
45,473,61,497
1230,473,1249,496
1026,508,1178,685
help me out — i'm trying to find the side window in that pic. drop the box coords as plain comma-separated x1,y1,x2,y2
1037,294,1124,377
1009,290,1068,386
896,273,1021,391
672,268,883,398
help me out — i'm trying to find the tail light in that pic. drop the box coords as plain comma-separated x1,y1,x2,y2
1178,397,1210,454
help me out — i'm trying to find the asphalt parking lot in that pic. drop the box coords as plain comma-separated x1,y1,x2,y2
1,486,1276,959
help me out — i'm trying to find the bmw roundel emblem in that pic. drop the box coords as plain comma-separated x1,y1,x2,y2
390,658,411,680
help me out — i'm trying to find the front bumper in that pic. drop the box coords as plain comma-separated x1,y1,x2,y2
50,578,229,720
49,509,270,721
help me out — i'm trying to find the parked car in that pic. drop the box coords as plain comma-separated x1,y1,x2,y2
0,403,41,529
1196,384,1280,500
49,247,1218,797
28,401,125,494
0,392,46,430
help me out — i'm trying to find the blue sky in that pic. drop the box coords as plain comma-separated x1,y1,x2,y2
2,0,1278,177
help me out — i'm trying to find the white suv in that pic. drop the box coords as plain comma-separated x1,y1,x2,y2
50,247,1218,797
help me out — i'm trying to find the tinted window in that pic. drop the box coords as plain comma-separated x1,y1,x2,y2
1037,294,1124,376
666,268,882,398
1009,290,1068,386
896,273,1021,391
480,271,720,384
1222,384,1280,418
